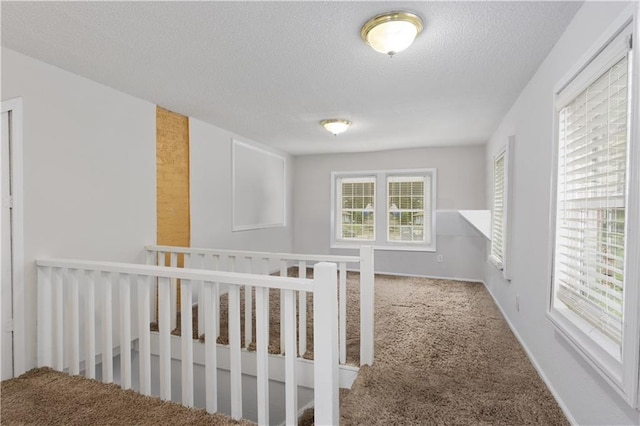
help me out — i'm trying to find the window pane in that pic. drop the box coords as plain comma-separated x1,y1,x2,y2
339,178,375,241
387,176,428,243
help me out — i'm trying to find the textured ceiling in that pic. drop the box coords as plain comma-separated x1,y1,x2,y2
1,1,582,155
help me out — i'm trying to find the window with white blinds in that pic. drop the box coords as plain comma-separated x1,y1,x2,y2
332,169,437,251
490,151,506,268
387,176,431,244
553,52,628,353
549,22,639,406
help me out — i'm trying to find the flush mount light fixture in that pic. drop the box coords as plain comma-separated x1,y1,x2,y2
361,11,423,57
320,119,352,135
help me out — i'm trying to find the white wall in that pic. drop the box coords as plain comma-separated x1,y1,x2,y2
190,118,293,252
1,47,157,370
293,146,486,280
483,2,640,425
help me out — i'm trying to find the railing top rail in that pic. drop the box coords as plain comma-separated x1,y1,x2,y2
145,245,362,264
36,258,314,292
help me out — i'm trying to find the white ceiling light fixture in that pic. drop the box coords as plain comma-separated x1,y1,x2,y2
361,11,424,57
321,119,352,135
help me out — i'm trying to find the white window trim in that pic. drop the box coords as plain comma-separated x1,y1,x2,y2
488,136,514,280
330,169,437,252
547,7,640,408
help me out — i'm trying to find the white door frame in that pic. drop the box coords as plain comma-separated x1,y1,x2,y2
1,98,25,377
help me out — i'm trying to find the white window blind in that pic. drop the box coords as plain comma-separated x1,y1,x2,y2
553,52,629,352
337,177,375,241
387,176,430,244
491,152,506,267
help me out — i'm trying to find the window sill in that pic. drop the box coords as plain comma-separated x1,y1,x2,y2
331,243,436,252
487,255,504,271
546,307,635,406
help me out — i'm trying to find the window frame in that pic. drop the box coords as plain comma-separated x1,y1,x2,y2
489,137,513,280
547,12,640,408
331,168,437,252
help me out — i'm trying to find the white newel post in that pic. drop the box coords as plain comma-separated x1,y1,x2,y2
359,246,375,366
313,262,339,426
37,265,53,368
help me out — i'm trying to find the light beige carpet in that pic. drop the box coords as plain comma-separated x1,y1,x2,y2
0,367,251,425
337,274,569,426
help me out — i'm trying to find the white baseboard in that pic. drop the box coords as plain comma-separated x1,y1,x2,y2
369,269,484,284
481,282,578,426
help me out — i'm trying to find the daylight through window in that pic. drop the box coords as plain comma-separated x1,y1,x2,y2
338,177,375,241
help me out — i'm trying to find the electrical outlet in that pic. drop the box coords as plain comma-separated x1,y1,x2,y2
437,254,443,263
516,295,520,312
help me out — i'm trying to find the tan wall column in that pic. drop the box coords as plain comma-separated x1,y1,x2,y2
156,106,190,312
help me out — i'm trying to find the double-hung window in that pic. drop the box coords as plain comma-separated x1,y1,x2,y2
549,22,639,406
332,169,436,251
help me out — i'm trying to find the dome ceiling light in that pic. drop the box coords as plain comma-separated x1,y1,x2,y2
320,119,352,135
360,11,424,57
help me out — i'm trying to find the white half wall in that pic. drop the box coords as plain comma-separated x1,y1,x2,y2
189,118,293,253
1,48,156,370
483,2,640,425
293,146,486,280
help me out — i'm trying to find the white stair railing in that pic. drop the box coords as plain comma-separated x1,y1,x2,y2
145,245,375,366
36,258,339,426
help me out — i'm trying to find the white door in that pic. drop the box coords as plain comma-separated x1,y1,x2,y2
1,110,13,380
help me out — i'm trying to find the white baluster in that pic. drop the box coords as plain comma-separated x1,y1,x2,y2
228,285,242,420
181,278,194,407
69,269,80,376
244,257,253,348
284,289,298,425
158,276,171,401
85,271,96,379
262,258,270,350
212,255,221,338
279,260,287,355
53,268,64,371
298,260,307,357
101,272,114,383
203,281,218,414
339,262,347,365
256,286,270,426
197,253,205,339
138,275,151,396
120,274,132,389
170,253,178,330
146,250,157,323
